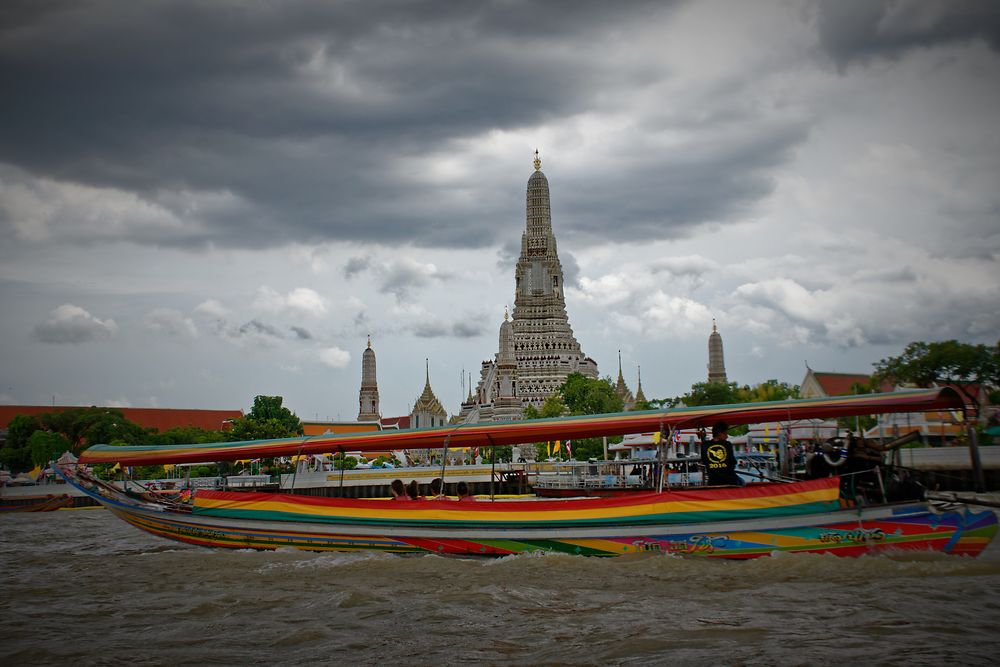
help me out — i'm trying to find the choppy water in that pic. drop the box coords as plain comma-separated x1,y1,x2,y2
3,510,1000,666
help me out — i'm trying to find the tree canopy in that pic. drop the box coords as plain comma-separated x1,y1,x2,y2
522,374,624,460
227,395,303,441
674,379,799,408
874,340,1000,417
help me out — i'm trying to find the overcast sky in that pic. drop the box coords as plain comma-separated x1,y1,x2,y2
1,0,998,420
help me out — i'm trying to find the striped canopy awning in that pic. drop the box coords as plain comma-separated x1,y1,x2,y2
76,387,963,466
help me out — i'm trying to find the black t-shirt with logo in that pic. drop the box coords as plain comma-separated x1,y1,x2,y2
701,438,739,485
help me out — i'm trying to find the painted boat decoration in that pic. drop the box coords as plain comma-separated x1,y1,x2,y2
61,388,998,559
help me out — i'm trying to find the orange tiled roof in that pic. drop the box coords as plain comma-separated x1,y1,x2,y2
0,405,243,432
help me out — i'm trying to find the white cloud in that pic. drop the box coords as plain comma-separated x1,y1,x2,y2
252,286,328,316
143,308,198,339
286,287,327,315
319,346,351,369
32,304,118,344
194,299,231,318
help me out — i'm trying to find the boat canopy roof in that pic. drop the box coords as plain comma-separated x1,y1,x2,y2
76,387,964,466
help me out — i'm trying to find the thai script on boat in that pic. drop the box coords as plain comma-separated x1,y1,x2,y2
666,534,729,554
629,540,662,553
818,528,886,544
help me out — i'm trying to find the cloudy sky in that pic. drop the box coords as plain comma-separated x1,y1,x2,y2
1,0,998,420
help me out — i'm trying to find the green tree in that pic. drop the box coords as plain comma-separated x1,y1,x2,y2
228,395,303,440
27,430,71,467
561,373,625,415
680,381,742,407
736,379,800,403
548,374,625,460
0,414,42,471
79,411,148,448
874,340,1000,420
6,414,42,450
146,426,230,446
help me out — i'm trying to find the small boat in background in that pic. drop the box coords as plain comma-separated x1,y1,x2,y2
0,494,74,513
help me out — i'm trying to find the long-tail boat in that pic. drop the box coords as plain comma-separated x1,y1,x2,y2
57,388,997,558
0,494,73,513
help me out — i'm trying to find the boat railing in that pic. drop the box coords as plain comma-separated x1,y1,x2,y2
224,474,275,489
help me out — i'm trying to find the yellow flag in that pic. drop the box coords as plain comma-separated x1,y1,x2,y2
553,440,561,454
652,432,661,444
110,463,121,472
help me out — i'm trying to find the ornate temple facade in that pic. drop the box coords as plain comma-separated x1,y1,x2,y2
410,360,449,429
707,320,728,384
463,153,598,422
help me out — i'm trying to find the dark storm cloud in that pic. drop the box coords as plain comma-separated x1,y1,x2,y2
813,0,1000,70
343,256,371,279
290,325,312,340
412,315,488,339
561,121,809,242
236,319,283,339
377,259,451,300
0,0,806,252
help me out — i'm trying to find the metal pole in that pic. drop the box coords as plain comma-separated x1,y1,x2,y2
338,447,346,497
490,446,496,500
874,465,887,504
968,425,986,493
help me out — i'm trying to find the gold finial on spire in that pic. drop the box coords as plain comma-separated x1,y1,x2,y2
367,334,371,349
712,318,717,333
504,305,509,321
533,149,541,171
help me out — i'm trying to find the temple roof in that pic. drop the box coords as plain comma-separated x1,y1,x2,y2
413,360,447,416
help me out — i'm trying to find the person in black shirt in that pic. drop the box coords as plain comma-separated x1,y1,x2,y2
702,421,744,486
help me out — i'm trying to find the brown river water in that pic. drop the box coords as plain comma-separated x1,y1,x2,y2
3,509,1000,666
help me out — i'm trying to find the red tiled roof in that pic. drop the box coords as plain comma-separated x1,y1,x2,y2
0,405,243,432
380,415,411,429
812,373,891,396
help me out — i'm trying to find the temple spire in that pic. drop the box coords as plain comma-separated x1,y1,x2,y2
357,336,380,421
635,365,646,404
533,149,541,171
614,349,634,408
708,320,728,384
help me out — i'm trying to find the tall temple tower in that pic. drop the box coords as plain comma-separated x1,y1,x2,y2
707,320,728,384
492,308,523,421
510,151,598,408
357,335,380,421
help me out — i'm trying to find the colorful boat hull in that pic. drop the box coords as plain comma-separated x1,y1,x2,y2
56,467,997,558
